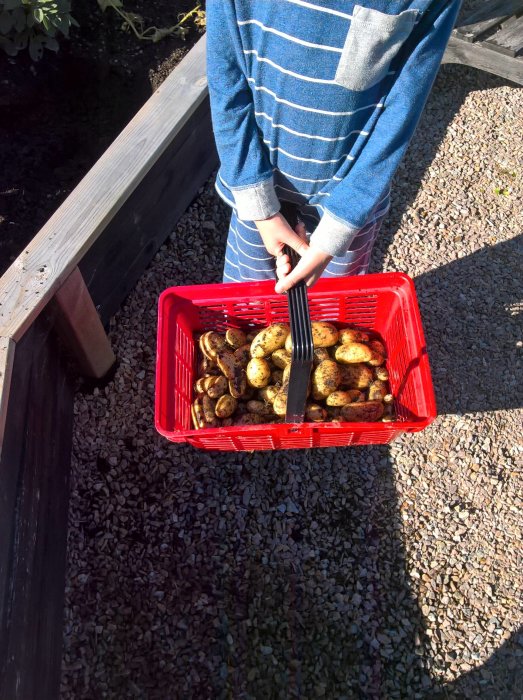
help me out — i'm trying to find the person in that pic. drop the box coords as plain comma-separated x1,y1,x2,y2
206,0,461,293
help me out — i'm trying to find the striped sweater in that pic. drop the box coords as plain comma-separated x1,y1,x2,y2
206,0,461,257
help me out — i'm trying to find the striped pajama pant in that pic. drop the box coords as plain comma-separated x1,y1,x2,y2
223,202,389,283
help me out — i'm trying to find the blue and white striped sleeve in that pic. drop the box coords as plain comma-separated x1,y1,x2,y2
310,0,462,257
206,0,280,221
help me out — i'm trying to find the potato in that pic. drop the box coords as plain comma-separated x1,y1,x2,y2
326,390,357,407
285,333,293,352
311,321,339,348
271,369,284,385
202,394,219,426
216,348,247,398
191,400,205,429
335,342,374,364
271,348,292,369
312,360,341,401
236,413,267,425
197,357,220,376
273,392,288,417
313,347,330,366
221,418,234,427
258,385,279,404
347,389,365,403
305,403,328,422
233,343,251,367
246,357,271,388
368,379,388,402
247,400,275,416
367,351,385,367
368,339,386,357
338,363,374,389
200,331,227,361
250,323,290,358
215,394,237,418
226,328,247,349
340,400,384,422
207,375,229,399
246,330,258,343
374,366,389,381
339,328,370,344
383,393,394,404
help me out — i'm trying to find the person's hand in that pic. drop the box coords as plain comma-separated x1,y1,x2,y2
255,212,309,259
275,243,333,293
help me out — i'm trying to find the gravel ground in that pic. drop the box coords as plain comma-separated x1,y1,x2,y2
61,60,523,699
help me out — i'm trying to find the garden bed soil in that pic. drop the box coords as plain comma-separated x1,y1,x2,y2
0,0,205,276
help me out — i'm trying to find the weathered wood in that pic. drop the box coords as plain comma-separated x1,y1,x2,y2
0,336,15,454
443,35,523,84
484,14,523,55
0,34,208,343
80,97,217,325
453,0,523,42
0,314,74,700
51,266,115,378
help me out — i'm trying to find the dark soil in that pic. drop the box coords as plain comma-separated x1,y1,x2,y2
0,0,205,276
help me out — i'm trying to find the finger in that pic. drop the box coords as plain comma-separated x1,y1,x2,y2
275,257,313,294
294,221,307,241
281,229,309,258
276,261,291,280
275,253,290,270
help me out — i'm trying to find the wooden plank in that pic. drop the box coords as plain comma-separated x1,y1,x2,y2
80,97,218,325
453,0,523,42
484,14,523,55
51,266,116,378
0,314,74,700
0,336,15,457
0,34,208,344
443,35,523,85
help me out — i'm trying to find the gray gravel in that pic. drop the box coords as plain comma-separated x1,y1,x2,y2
61,60,522,699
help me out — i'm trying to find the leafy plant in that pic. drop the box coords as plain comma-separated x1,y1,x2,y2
0,0,77,60
493,186,510,197
97,0,205,43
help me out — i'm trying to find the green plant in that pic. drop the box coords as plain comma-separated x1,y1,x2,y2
0,0,77,60
97,0,205,43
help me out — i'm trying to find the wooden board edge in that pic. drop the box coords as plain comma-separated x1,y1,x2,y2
0,336,16,460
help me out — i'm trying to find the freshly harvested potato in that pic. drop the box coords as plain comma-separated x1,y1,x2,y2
271,348,292,369
200,331,227,361
250,323,290,358
326,390,358,407
245,330,258,343
246,357,271,388
305,403,328,422
207,375,228,399
368,379,388,402
222,418,234,427
335,342,374,364
191,399,205,429
340,400,385,422
383,393,394,404
339,328,370,344
202,394,219,426
258,385,279,404
215,394,237,418
367,351,385,367
273,392,288,416
271,369,284,385
312,360,341,401
338,363,374,389
347,389,365,403
216,348,247,398
236,413,267,425
247,400,275,416
233,344,251,367
197,357,220,376
285,333,293,352
313,347,330,365
226,328,247,349
374,366,389,381
311,321,339,348
368,339,386,357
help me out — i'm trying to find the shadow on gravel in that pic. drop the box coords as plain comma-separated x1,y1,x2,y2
417,234,523,415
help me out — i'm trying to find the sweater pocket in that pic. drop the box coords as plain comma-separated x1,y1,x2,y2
335,5,418,91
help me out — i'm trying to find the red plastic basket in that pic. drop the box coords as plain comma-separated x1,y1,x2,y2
155,273,436,451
